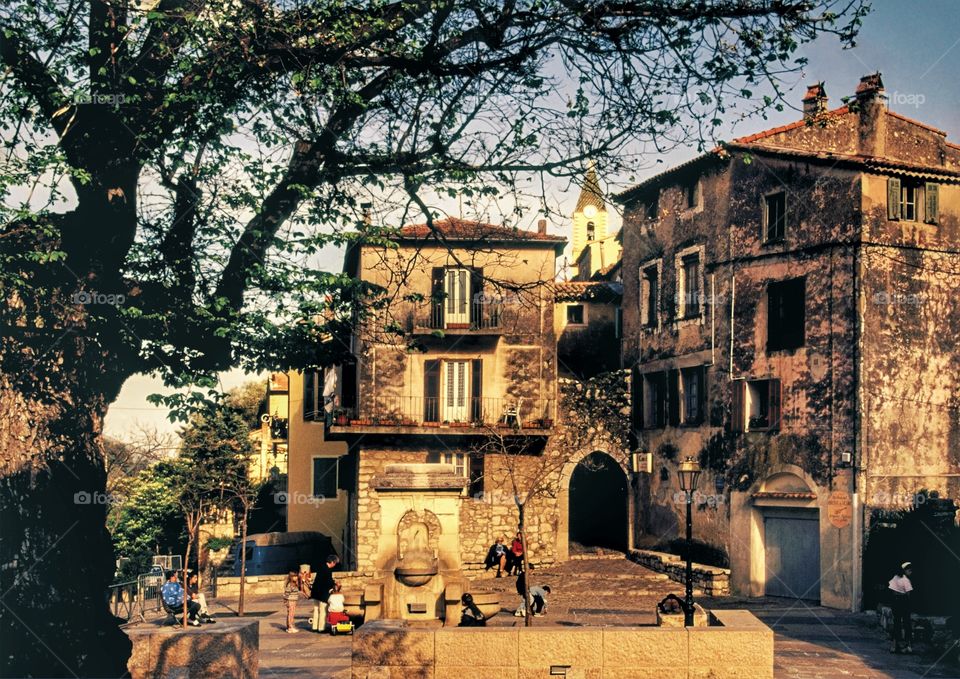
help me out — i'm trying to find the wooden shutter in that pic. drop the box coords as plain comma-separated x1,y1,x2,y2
303,371,316,421
731,380,745,433
631,367,644,430
340,360,357,410
337,451,356,493
431,267,445,328
471,359,483,422
925,183,939,224
768,379,782,431
470,267,484,327
667,368,680,427
887,177,901,220
696,366,707,425
423,359,440,422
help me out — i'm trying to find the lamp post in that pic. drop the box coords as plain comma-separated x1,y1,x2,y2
677,457,702,626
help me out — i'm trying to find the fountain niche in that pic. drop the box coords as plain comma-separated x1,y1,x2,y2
360,463,499,625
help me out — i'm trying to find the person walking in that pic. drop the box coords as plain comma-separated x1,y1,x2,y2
310,554,339,632
889,561,914,653
283,571,301,633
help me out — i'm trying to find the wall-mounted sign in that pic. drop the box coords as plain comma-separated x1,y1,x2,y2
827,490,852,529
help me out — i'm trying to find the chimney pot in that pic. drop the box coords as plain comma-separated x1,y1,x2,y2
855,72,885,103
802,82,828,118
537,219,547,235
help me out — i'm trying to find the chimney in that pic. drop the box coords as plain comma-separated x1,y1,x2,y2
802,82,828,119
855,72,886,157
537,218,547,235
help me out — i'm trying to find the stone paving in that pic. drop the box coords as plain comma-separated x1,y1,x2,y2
136,555,960,678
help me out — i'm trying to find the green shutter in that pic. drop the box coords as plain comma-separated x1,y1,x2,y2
887,177,901,220
925,183,939,224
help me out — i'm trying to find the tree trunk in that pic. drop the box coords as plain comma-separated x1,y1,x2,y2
0,376,132,677
182,529,194,628
238,506,248,616
518,503,533,628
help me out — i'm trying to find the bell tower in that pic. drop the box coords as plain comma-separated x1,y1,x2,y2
571,163,607,273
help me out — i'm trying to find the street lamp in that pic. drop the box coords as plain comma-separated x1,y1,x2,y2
677,457,702,626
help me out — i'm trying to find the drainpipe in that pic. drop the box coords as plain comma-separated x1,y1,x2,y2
728,275,736,376
710,273,716,366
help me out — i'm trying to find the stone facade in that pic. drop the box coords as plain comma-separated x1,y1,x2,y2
125,619,258,679
618,74,960,610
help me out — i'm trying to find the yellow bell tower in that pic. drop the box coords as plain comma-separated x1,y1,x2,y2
571,163,607,273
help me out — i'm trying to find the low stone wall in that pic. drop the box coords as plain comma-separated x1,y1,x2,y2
126,619,258,679
628,549,730,596
352,610,772,679
214,570,373,598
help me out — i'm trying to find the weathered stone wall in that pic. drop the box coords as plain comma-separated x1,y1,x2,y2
126,619,258,679
627,549,730,596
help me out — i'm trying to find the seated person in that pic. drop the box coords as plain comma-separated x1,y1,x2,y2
186,572,215,623
459,593,486,627
484,536,509,577
325,583,350,627
161,571,202,626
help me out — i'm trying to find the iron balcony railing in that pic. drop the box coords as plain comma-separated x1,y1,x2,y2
414,299,503,331
331,396,555,430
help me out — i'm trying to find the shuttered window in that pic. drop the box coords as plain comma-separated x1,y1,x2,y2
887,177,901,220
925,183,940,224
667,368,681,427
731,380,745,433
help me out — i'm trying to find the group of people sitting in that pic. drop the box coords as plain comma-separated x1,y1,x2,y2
160,570,217,626
483,532,526,577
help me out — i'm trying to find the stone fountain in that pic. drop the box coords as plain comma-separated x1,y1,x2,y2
358,463,498,625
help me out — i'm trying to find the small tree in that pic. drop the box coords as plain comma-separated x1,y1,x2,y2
222,461,258,616
473,429,572,626
177,403,256,625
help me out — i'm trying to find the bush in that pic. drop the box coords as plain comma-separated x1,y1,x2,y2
206,536,234,551
654,538,729,569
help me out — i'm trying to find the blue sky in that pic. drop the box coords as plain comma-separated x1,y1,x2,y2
105,0,960,439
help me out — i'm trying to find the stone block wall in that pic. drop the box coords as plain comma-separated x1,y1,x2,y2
352,610,772,679
627,549,730,596
125,619,258,679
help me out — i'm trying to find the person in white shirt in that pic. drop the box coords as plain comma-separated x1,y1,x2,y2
325,582,349,631
888,561,914,653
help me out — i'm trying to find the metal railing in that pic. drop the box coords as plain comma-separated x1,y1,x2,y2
107,572,164,624
415,299,503,330
332,396,555,429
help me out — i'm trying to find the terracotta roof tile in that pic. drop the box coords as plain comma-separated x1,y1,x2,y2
551,280,622,303
399,217,565,243
731,105,851,144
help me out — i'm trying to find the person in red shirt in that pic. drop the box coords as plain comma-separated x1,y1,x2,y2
509,531,524,575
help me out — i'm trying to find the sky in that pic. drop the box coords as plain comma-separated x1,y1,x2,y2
103,0,960,440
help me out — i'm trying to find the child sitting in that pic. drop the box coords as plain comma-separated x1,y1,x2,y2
325,582,350,628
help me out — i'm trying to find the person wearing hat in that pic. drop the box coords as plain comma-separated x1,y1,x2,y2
888,561,914,653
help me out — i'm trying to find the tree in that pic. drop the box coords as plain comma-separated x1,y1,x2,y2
177,402,256,619
109,460,185,578
104,425,176,497
0,1,866,673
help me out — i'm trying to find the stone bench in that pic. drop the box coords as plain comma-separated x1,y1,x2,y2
125,619,258,679
352,609,773,679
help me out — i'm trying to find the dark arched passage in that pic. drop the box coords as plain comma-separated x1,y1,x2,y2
568,451,628,551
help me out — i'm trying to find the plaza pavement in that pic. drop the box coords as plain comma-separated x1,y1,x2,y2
140,555,959,678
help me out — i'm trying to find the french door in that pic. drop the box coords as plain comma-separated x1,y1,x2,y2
444,268,470,326
443,360,469,422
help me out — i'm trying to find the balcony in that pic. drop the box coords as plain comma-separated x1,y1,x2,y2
327,396,555,437
411,299,503,335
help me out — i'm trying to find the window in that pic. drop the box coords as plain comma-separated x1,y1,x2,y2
764,192,786,242
443,360,469,422
642,372,667,429
468,454,484,497
645,192,659,220
445,268,470,324
444,453,467,477
925,182,940,224
767,278,806,351
312,457,339,498
641,264,660,328
566,304,585,325
302,371,321,421
684,179,701,210
888,177,936,223
731,379,782,432
901,183,917,221
679,254,701,319
680,366,706,426
586,221,596,241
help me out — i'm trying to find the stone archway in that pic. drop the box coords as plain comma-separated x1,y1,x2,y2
566,451,630,553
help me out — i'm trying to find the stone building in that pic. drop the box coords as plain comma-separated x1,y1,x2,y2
280,206,644,574
618,74,960,610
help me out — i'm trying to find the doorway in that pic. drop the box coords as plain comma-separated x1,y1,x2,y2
568,452,628,551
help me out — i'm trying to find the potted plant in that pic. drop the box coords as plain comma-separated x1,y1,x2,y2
333,409,349,426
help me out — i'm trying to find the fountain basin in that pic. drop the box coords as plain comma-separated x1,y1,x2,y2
467,592,501,619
